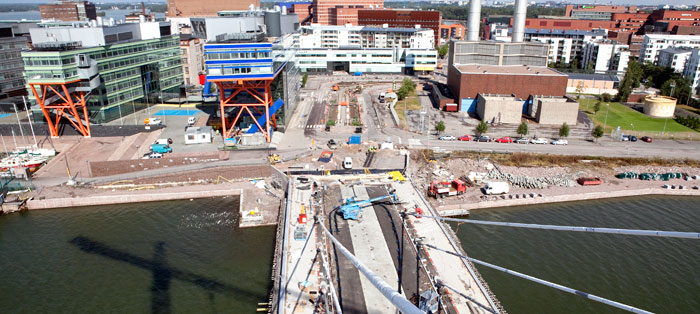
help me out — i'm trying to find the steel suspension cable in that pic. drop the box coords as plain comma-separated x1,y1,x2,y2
319,248,343,314
411,214,700,239
423,243,654,314
316,218,424,314
434,279,497,314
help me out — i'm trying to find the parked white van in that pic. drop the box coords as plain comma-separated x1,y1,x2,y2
343,157,353,169
484,182,509,195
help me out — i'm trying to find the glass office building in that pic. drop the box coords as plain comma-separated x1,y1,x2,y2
23,22,183,123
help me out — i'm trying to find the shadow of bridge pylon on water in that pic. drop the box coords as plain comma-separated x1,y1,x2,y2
69,236,262,314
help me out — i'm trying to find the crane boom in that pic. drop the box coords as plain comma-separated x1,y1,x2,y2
340,193,398,220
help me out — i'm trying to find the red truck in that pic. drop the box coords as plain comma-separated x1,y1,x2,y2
428,180,467,198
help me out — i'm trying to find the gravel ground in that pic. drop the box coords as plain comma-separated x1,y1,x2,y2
408,151,700,209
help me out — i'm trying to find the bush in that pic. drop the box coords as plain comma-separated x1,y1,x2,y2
675,116,700,130
351,119,362,126
476,121,488,135
517,122,529,136
593,101,601,114
601,93,612,102
592,125,604,141
326,120,335,126
302,73,308,87
559,122,570,138
435,120,446,133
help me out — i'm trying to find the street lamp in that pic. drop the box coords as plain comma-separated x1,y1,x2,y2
603,103,610,131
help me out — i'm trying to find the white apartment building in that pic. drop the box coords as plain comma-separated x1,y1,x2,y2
582,40,629,74
683,48,700,94
490,26,606,65
531,37,573,64
298,24,435,49
295,24,437,74
656,47,693,73
640,34,700,64
610,49,631,74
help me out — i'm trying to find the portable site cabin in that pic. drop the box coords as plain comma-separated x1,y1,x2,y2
184,126,213,144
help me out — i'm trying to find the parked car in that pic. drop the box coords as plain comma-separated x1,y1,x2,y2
515,137,529,144
621,135,629,141
187,116,196,126
551,139,568,145
476,135,490,142
530,137,549,144
629,135,637,142
495,137,513,143
327,139,338,150
458,135,472,141
439,135,457,141
148,117,162,126
641,136,653,143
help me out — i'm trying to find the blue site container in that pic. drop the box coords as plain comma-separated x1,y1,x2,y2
348,134,361,144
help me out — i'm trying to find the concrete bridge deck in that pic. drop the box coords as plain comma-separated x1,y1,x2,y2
276,174,500,314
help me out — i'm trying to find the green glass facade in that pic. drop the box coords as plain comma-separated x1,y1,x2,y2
23,35,183,123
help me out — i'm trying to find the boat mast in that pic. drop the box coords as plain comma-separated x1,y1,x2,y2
0,133,8,155
22,96,38,148
12,103,27,149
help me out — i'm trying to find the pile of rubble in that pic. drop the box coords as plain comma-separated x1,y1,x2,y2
485,168,581,189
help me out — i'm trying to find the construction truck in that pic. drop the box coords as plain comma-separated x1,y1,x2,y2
428,179,466,198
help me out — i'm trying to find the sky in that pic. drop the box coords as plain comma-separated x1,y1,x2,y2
0,0,694,6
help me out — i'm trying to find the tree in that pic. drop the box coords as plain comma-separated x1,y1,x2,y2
401,78,415,93
517,122,529,136
476,121,488,135
601,93,612,102
559,122,570,138
301,72,308,88
575,81,584,100
617,59,644,102
435,120,446,134
592,125,604,142
593,101,601,114
396,86,409,100
437,43,449,58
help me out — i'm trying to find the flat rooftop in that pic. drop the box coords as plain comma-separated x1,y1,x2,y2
455,65,566,76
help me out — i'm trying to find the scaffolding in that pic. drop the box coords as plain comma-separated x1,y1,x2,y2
28,80,91,137
212,78,278,142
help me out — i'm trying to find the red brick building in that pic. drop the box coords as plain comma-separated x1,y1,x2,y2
167,0,259,17
447,65,567,110
290,3,312,24
523,18,618,31
39,0,96,21
648,9,700,30
565,5,636,17
312,0,383,25
439,23,466,43
358,9,441,44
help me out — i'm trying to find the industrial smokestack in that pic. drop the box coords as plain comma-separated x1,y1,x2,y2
512,0,527,42
467,0,481,41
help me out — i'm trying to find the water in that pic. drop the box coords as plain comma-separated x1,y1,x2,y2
0,10,165,21
0,196,275,314
453,196,700,314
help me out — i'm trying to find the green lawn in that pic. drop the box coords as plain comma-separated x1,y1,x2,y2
395,90,422,129
578,99,694,133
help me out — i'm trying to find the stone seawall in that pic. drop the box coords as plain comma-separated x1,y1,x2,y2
438,188,700,215
27,188,243,210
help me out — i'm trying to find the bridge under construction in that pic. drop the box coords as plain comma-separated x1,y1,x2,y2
267,170,700,314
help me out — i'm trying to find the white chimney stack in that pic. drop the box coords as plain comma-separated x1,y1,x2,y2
467,0,481,41
96,16,103,26
512,0,527,42
139,15,146,23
